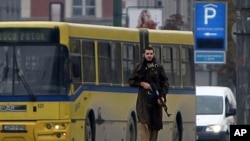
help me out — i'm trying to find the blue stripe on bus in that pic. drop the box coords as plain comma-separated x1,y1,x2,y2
0,84,195,102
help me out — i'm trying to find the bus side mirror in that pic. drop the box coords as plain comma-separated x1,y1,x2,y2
72,63,80,77
71,57,81,78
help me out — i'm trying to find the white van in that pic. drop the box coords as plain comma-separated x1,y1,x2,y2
196,86,237,141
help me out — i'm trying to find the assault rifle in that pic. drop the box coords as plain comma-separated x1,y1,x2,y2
150,83,172,117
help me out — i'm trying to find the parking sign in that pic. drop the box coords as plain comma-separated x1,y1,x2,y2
195,2,227,51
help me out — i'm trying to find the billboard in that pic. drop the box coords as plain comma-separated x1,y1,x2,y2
127,8,162,29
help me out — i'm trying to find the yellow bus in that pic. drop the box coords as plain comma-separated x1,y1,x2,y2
0,21,196,141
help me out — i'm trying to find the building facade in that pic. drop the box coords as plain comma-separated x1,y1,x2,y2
0,0,193,30
0,0,21,21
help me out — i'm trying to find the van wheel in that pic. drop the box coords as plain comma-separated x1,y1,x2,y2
85,114,95,141
126,116,137,141
172,121,179,141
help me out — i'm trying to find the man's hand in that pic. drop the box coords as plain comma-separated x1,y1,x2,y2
140,82,152,90
157,97,165,105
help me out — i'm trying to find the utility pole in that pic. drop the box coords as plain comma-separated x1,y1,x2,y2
113,0,122,26
233,0,250,124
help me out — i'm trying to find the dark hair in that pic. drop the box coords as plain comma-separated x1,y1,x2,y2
143,47,154,53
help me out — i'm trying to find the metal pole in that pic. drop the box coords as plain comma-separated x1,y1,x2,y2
235,0,250,124
113,0,122,26
235,9,245,124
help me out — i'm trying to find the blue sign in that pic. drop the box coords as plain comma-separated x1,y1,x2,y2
195,51,225,64
195,2,227,51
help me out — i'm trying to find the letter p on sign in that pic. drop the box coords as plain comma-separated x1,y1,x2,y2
204,4,217,25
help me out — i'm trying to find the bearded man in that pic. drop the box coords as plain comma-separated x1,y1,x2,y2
128,47,169,141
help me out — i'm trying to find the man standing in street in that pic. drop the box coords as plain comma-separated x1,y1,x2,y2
128,47,169,141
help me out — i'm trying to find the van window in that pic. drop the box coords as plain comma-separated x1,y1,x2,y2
197,96,223,115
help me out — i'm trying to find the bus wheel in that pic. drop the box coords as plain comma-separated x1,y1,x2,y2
172,121,180,141
85,115,95,141
126,116,137,141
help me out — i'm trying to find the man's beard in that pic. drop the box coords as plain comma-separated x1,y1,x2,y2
143,57,155,64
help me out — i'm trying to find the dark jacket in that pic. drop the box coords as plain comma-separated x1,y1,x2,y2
128,63,169,130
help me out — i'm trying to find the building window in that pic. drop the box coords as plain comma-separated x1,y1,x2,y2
72,0,95,16
73,0,82,5
73,0,82,16
156,0,162,7
86,0,95,16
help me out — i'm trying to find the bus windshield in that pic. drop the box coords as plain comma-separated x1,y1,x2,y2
0,45,69,96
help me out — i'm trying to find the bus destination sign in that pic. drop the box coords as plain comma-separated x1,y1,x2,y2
0,28,59,44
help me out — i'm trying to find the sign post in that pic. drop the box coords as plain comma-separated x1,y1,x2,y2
194,2,227,64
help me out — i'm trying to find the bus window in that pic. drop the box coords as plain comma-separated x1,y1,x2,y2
172,46,181,87
98,42,111,84
70,39,81,53
162,46,181,88
123,44,139,85
152,46,161,63
70,39,81,83
82,40,95,83
181,46,194,88
110,42,122,85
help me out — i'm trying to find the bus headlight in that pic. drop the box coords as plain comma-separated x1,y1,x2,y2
46,123,66,130
55,124,60,130
54,123,66,130
206,125,222,133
